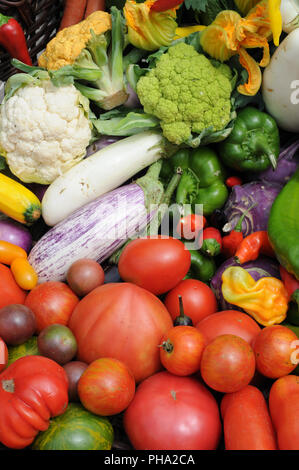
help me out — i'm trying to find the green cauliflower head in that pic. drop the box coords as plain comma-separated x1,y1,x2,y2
136,42,233,146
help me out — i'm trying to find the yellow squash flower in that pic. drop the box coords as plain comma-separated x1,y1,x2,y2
200,1,274,96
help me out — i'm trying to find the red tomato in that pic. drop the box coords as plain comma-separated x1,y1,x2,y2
269,375,299,450
118,236,191,295
196,310,261,346
123,371,221,450
252,325,298,379
0,337,8,372
0,356,68,449
68,283,173,383
221,385,277,450
164,279,217,325
0,263,26,309
25,281,79,333
200,334,256,393
176,214,207,240
159,326,206,376
78,358,135,416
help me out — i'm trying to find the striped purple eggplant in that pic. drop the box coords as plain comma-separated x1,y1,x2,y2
28,162,164,283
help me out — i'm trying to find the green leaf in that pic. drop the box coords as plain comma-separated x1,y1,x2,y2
0,156,7,171
184,0,210,12
92,110,160,136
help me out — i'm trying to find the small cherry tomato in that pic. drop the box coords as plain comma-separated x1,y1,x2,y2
176,214,207,240
225,176,242,188
160,325,206,376
66,258,105,297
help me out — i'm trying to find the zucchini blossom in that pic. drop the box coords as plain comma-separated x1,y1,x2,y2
124,0,178,51
200,1,273,96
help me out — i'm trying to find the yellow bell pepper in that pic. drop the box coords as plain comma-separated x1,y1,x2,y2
221,266,289,326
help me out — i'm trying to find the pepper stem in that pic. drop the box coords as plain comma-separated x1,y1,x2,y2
0,14,11,27
248,132,277,170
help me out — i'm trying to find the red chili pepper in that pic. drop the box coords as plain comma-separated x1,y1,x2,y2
149,0,184,12
222,203,256,258
0,13,32,65
176,213,207,240
279,266,299,300
235,231,275,264
225,176,243,188
201,227,222,257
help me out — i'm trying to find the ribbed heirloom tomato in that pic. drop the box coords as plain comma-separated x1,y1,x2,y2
68,283,173,383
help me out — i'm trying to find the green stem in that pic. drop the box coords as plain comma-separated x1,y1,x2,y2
109,166,181,265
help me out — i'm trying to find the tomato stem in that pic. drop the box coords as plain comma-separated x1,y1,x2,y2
2,379,15,393
162,340,174,353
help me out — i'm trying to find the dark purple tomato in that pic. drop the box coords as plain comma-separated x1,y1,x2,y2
37,324,77,365
63,361,88,402
66,258,105,297
0,304,36,345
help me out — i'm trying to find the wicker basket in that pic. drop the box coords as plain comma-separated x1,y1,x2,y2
0,0,64,81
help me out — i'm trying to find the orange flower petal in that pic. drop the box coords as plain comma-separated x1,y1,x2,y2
200,11,241,61
241,32,270,67
237,47,262,96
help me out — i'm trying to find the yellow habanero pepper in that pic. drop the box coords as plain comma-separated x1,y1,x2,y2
221,266,288,326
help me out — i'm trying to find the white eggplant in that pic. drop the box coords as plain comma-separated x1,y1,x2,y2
262,28,299,132
281,0,299,33
42,131,169,226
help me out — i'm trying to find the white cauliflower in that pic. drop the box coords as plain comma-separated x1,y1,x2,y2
0,79,92,184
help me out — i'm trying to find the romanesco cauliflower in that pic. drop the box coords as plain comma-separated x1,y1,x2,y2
136,42,233,145
0,78,92,184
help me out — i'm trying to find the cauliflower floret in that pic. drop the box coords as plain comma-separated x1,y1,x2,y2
38,11,111,70
0,81,92,184
136,42,233,146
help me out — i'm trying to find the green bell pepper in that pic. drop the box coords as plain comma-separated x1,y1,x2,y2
184,246,216,282
218,107,280,172
268,167,299,282
161,147,228,216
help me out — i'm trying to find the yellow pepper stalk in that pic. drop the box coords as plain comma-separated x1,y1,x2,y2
174,25,206,39
268,0,282,45
221,266,289,326
124,0,178,51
